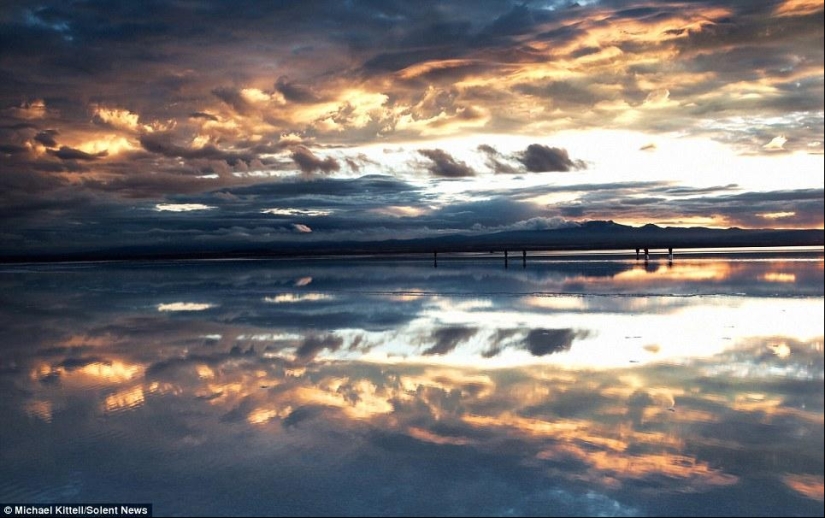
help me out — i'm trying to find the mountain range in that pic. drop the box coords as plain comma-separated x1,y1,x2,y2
2,221,822,263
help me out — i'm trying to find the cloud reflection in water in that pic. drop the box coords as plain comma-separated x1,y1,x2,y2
0,254,822,515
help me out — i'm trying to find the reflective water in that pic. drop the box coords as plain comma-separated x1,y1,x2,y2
1,252,823,516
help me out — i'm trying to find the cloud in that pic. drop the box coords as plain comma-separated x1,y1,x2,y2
157,302,216,312
0,144,29,155
763,135,788,151
227,174,418,200
275,76,320,104
93,106,143,132
516,144,585,173
0,1,821,157
139,132,252,165
482,328,521,358
292,223,312,233
554,186,824,229
155,203,215,212
522,328,590,356
189,112,220,122
211,86,255,115
34,130,58,147
47,146,107,161
262,208,332,217
643,88,672,106
481,327,592,357
291,146,340,175
422,326,478,356
295,334,344,361
4,99,48,120
477,144,520,174
418,149,475,177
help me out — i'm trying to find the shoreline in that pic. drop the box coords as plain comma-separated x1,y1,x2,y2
1,244,822,267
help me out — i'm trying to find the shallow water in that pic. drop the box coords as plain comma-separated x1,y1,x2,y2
1,252,823,516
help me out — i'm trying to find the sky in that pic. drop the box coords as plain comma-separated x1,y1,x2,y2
1,0,823,256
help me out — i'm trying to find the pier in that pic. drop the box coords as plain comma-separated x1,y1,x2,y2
634,246,675,265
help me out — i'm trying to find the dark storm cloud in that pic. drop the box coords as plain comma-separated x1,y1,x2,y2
422,326,478,356
291,146,341,175
47,146,107,161
516,144,586,173
418,149,475,178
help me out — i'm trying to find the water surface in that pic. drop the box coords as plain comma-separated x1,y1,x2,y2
1,252,823,516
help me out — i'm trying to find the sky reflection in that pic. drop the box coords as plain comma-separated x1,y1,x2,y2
0,253,822,516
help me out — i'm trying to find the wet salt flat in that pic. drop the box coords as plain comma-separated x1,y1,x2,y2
0,251,822,516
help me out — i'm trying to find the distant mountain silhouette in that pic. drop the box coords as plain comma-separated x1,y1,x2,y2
1,221,822,263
